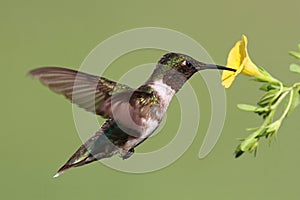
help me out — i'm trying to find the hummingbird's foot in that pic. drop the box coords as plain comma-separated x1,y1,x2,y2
121,148,135,160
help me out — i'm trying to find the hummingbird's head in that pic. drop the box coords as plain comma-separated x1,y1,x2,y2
148,52,236,91
158,52,236,76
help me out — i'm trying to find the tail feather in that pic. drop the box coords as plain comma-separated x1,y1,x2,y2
53,145,96,178
53,154,96,178
53,119,129,177
53,165,71,178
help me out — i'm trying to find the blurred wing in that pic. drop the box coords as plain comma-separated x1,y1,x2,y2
28,67,133,117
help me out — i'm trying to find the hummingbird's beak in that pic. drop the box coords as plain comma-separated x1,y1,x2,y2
196,63,236,72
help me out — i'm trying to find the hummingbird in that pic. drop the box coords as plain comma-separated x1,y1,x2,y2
29,52,235,177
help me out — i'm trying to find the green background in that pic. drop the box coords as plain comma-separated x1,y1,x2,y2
2,0,300,199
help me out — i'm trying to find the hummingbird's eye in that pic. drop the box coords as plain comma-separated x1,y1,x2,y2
181,60,192,67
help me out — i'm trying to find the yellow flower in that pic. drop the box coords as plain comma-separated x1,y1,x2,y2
222,35,277,88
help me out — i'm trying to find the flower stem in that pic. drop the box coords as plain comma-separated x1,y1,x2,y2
279,88,294,121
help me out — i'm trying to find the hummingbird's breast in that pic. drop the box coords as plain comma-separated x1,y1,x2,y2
138,79,176,137
121,80,176,151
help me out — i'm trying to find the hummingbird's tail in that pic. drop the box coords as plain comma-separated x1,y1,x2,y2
53,164,73,178
53,119,130,177
53,144,97,178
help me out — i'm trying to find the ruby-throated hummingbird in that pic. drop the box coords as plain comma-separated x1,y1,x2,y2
29,52,235,177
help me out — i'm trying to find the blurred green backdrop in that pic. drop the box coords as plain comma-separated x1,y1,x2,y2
1,0,300,199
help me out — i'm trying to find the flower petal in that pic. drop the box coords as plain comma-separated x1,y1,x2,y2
222,36,247,88
222,74,237,88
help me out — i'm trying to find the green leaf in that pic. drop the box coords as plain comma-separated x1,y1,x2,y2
266,120,281,133
254,107,270,118
234,145,244,158
259,84,269,91
289,51,300,59
239,135,258,153
237,104,257,112
235,133,259,158
259,83,280,91
246,127,259,131
257,89,278,107
289,63,300,74
260,83,272,91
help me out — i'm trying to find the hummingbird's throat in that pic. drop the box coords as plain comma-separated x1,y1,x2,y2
149,79,176,109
